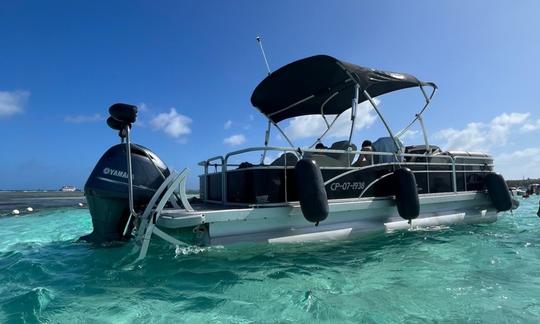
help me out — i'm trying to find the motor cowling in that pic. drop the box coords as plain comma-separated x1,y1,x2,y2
80,143,169,243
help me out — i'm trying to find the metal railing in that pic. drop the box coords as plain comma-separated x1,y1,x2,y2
135,169,193,261
198,146,493,205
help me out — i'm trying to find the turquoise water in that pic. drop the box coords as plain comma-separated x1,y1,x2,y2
1,199,540,323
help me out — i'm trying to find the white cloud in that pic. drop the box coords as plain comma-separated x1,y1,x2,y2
495,147,540,179
223,134,246,146
150,108,192,138
284,115,330,140
64,113,104,123
520,118,540,133
0,90,29,117
433,112,529,151
434,122,486,151
489,112,529,144
283,99,378,140
491,112,529,125
224,118,253,131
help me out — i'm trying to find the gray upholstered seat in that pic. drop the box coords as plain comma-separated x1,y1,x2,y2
305,141,357,167
270,152,299,166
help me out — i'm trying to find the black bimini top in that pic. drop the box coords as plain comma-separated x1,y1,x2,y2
251,55,436,123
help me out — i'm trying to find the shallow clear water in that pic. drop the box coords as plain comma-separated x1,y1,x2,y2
1,199,540,323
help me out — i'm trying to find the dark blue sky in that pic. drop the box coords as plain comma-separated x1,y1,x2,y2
1,1,539,189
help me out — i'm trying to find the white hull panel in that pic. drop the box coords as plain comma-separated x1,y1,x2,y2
157,191,498,246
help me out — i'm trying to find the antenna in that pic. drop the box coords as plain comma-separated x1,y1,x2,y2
256,36,271,75
256,36,273,164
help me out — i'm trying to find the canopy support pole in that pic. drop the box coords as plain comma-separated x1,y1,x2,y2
417,113,431,154
267,95,315,118
420,84,430,102
272,120,295,148
418,84,432,154
310,92,342,148
320,91,339,128
396,84,437,138
260,120,272,164
252,108,295,150
348,84,360,145
310,112,342,148
364,90,401,154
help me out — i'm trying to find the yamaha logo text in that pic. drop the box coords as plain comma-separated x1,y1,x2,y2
102,167,131,179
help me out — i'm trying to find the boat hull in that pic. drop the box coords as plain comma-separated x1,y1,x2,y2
156,191,498,246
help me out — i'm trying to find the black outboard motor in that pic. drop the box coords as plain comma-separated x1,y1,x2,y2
79,104,170,243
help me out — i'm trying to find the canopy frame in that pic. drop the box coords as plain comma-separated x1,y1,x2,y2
250,55,438,158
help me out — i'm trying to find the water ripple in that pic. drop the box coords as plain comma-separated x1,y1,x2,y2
0,200,539,322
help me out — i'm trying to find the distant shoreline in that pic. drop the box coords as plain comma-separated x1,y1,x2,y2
0,191,86,215
0,189,82,192
0,189,199,193
506,178,540,187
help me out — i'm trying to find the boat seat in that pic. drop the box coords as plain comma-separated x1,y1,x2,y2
237,161,254,169
328,141,357,159
439,151,492,165
270,152,299,166
372,137,404,164
405,145,441,162
305,141,357,167
270,141,357,167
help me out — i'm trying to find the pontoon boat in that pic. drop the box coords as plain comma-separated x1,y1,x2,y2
80,55,512,259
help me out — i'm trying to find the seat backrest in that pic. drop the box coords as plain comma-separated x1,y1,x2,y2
372,137,404,164
270,152,299,166
404,145,441,162
304,141,357,167
329,140,357,151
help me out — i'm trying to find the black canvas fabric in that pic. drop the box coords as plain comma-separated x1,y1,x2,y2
250,55,436,123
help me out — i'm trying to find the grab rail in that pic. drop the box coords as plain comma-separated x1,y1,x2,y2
199,146,493,203
135,168,192,261
136,169,192,239
135,171,181,241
